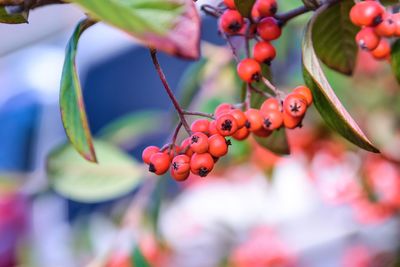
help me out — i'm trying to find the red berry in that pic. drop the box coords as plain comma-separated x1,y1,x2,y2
229,109,247,129
371,38,391,60
349,1,384,27
253,41,276,64
180,138,194,157
374,13,396,37
356,27,380,51
189,132,209,154
208,120,219,136
283,111,303,129
223,0,236,9
142,146,159,164
216,114,239,136
215,103,232,116
260,97,280,112
244,108,263,131
208,134,229,158
171,169,190,182
393,13,400,37
219,10,244,35
191,119,210,135
255,0,278,17
232,126,250,140
149,152,171,175
190,153,215,177
171,154,191,175
293,86,313,107
257,17,281,41
237,58,262,83
261,109,283,131
253,127,272,137
283,93,308,118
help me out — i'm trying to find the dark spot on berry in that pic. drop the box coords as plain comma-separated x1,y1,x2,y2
226,139,232,146
149,164,156,173
172,162,179,170
245,121,251,129
373,15,383,26
191,135,199,143
263,59,272,66
264,118,272,129
252,73,261,82
270,4,277,15
290,102,302,113
221,119,233,131
199,167,209,177
228,21,242,32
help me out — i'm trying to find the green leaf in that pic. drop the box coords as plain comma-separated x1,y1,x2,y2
69,0,200,59
131,247,151,267
234,0,256,18
0,6,28,24
60,19,97,162
391,39,400,85
302,7,379,153
253,129,290,155
178,58,207,110
312,1,358,75
98,111,168,149
47,140,145,203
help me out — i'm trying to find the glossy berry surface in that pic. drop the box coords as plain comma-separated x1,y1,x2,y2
237,58,262,83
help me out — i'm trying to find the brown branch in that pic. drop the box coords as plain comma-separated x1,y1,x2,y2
149,48,192,135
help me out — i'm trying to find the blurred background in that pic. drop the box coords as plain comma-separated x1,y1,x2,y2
2,1,400,267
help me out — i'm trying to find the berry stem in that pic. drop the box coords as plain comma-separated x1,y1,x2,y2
245,83,252,109
201,4,222,17
183,111,215,120
274,5,311,24
249,84,273,98
172,122,182,147
261,76,283,100
149,48,192,135
223,34,240,62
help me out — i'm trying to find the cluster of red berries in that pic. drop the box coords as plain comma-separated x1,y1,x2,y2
142,86,312,181
219,0,280,81
350,0,400,60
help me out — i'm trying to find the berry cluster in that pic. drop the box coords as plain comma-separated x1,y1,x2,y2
142,86,312,181
219,0,280,80
350,0,400,60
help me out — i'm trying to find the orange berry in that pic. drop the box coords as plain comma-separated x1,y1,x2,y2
260,97,281,112
223,0,236,9
283,111,303,129
149,152,171,175
191,119,210,135
189,132,209,154
257,17,281,41
253,41,276,64
293,86,313,106
237,58,262,83
371,38,391,60
219,10,244,35
233,126,250,140
245,108,264,131
229,109,247,129
171,169,190,182
261,109,283,131
190,153,215,177
142,146,159,164
208,134,229,158
349,1,385,27
208,120,219,136
255,0,278,17
215,103,232,116
374,13,396,37
216,114,239,136
171,154,191,175
283,93,308,118
253,127,272,137
356,27,380,51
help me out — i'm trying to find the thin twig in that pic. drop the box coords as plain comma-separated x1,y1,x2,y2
183,111,215,120
249,84,273,98
201,4,222,18
223,33,240,62
149,48,192,134
262,76,283,100
274,5,310,24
